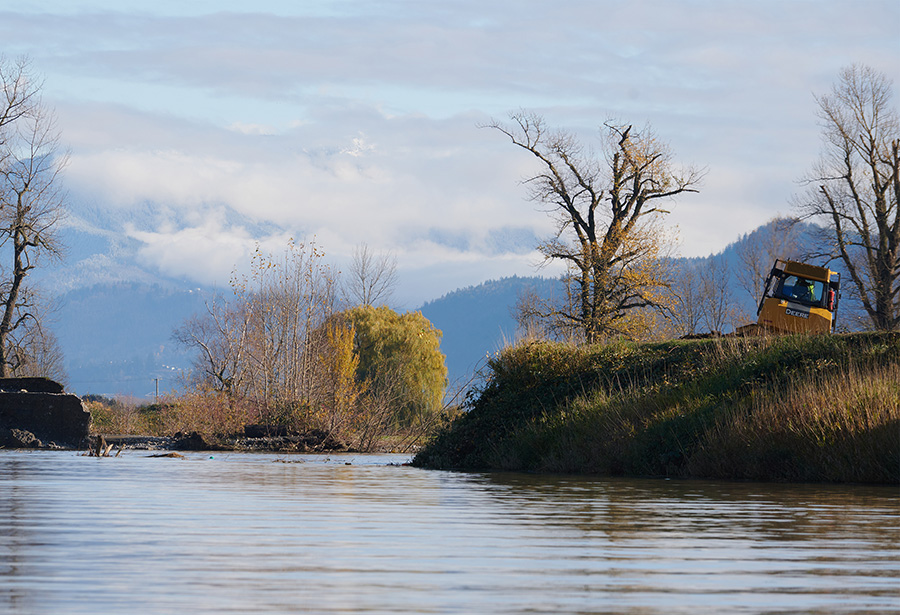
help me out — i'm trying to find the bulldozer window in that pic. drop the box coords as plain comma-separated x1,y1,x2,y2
779,275,824,304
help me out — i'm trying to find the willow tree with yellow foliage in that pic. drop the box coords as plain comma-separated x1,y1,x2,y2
491,112,703,342
314,319,362,437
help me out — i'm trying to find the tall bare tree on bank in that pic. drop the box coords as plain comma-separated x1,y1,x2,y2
0,58,66,377
796,64,900,331
490,112,703,342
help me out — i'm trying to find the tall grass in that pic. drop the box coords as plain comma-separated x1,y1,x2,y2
86,399,155,435
687,363,899,482
85,385,443,452
413,332,900,483
86,390,260,441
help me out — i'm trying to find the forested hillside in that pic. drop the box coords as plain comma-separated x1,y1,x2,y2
420,276,562,387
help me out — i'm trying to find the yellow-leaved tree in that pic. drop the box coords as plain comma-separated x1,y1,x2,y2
343,305,447,428
490,112,703,343
316,319,361,437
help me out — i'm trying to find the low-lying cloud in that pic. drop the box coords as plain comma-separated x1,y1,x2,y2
5,0,898,303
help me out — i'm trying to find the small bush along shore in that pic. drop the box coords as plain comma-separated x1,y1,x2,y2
412,333,900,483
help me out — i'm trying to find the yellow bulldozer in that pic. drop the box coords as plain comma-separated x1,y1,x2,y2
735,259,842,335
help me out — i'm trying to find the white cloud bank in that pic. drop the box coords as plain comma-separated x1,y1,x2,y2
3,0,898,303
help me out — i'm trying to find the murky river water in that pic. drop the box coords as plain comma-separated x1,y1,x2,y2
1,451,897,614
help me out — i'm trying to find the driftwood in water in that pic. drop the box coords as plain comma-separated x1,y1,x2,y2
86,434,119,457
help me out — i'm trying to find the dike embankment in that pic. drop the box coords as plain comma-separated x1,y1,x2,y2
0,378,91,449
412,333,900,483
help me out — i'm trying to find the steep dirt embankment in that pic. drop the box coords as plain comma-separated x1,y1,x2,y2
0,378,91,449
413,333,900,483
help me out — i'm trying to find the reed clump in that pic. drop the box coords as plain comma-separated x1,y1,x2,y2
412,332,899,483
85,397,157,435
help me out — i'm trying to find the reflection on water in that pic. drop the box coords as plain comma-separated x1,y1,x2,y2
1,451,897,614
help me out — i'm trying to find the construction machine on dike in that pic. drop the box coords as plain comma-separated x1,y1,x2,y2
734,259,842,336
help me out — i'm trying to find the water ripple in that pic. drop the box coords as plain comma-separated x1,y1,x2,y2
1,451,897,614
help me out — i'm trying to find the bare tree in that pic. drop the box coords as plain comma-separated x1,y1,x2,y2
489,112,703,342
7,317,67,383
669,261,705,336
0,58,66,377
176,241,341,432
0,57,39,138
173,294,252,397
699,255,738,334
514,286,554,341
796,64,900,331
344,243,397,307
734,217,802,305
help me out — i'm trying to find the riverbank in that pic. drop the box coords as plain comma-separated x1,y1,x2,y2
412,333,900,483
94,429,352,453
86,394,427,454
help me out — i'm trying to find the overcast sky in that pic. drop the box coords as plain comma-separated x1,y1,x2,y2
2,0,898,305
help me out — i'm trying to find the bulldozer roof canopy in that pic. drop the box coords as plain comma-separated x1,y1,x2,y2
781,260,833,282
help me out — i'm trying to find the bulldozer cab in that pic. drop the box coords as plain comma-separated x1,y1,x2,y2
775,275,823,304
756,259,841,334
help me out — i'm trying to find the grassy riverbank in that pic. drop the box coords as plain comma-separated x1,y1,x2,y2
412,333,900,483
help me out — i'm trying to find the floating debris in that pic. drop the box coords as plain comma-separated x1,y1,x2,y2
85,434,120,457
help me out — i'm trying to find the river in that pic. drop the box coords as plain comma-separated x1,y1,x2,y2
1,451,897,614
